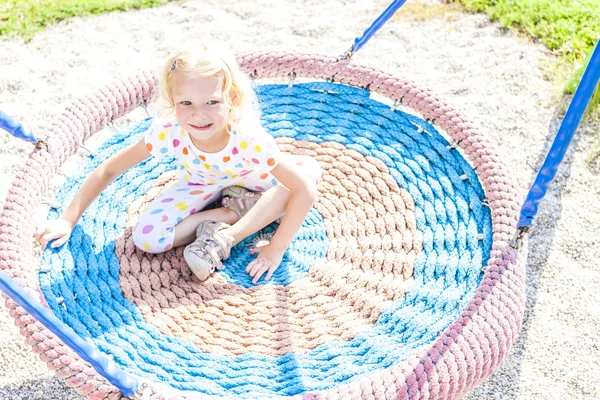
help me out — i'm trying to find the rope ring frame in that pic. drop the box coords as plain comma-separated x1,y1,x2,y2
0,51,526,400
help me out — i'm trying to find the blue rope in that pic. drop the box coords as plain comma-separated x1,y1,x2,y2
0,269,139,397
0,110,37,143
518,40,600,229
352,0,408,54
36,82,491,397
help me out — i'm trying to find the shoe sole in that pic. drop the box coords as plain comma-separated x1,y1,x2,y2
183,247,214,281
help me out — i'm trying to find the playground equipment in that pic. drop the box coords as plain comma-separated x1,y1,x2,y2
1,1,599,398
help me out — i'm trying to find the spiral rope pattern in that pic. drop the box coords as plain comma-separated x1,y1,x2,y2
0,52,526,400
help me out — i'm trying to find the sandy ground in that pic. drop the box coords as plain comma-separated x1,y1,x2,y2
1,0,599,399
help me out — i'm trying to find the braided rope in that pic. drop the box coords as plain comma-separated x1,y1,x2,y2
0,52,525,399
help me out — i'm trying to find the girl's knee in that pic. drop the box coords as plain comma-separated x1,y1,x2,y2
292,155,322,183
132,223,172,254
304,157,322,184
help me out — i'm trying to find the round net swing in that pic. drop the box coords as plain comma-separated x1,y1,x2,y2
0,51,525,399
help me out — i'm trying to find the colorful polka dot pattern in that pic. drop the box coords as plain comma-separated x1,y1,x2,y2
132,120,288,253
144,119,281,188
130,169,281,253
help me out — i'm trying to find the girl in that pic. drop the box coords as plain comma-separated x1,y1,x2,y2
35,44,321,284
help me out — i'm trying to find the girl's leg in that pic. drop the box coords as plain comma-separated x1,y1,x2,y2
224,186,290,245
180,155,320,281
222,155,321,246
132,183,236,253
172,206,238,247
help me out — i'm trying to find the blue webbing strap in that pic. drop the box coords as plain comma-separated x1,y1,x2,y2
351,0,408,55
0,110,37,143
0,269,139,397
517,41,600,233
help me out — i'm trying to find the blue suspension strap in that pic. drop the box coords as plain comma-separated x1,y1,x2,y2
0,269,141,397
342,0,408,59
512,41,600,246
1,112,142,397
1,108,141,397
0,110,38,143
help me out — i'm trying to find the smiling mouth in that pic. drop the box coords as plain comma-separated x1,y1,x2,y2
189,123,213,130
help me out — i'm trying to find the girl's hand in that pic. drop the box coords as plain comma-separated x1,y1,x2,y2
34,219,74,250
246,244,285,284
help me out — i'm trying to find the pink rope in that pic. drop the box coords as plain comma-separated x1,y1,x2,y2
0,51,525,400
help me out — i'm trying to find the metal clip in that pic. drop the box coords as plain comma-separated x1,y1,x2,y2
42,199,61,209
132,382,149,400
107,121,118,132
481,199,490,208
477,233,485,241
509,226,529,249
79,144,96,156
35,140,48,151
446,141,459,150
459,174,468,181
141,100,152,118
409,121,425,133
339,45,354,61
288,71,296,88
249,70,258,88
390,99,400,112
38,264,52,273
56,296,64,305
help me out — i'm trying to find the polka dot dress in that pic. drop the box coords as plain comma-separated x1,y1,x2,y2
133,119,282,253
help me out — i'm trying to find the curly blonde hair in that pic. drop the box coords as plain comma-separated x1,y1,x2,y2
158,44,258,132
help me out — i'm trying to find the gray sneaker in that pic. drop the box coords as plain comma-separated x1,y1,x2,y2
183,221,234,281
221,185,263,218
221,185,283,223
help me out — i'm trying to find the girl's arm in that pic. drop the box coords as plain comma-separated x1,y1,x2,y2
246,157,317,283
268,158,318,251
35,137,151,249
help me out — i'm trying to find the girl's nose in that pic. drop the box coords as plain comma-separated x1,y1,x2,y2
192,106,204,118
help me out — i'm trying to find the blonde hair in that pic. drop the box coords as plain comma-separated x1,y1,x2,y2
158,44,258,132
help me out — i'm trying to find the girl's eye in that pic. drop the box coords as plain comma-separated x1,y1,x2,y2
181,101,192,106
207,100,219,105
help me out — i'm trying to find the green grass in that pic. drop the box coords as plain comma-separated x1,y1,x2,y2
457,0,599,61
454,0,600,115
0,0,179,41
2,0,598,115
565,44,600,118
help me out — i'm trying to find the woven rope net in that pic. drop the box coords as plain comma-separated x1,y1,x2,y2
0,51,526,400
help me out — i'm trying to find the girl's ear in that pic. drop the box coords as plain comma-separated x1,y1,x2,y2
229,107,241,123
228,110,241,133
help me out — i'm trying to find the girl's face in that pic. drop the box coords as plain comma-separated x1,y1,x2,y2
171,74,231,149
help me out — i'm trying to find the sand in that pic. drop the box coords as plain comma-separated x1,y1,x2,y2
1,0,599,399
